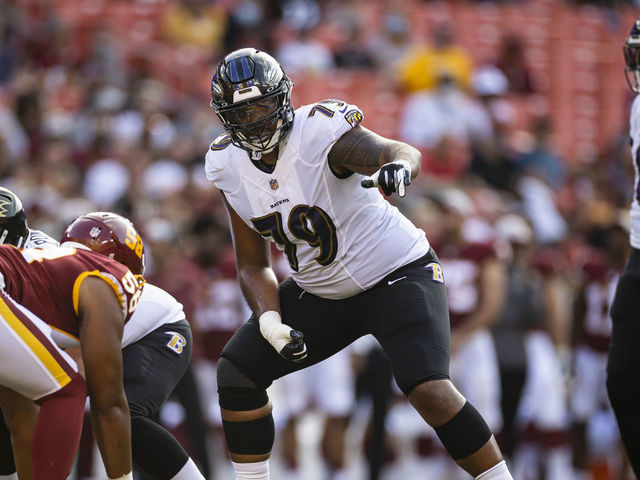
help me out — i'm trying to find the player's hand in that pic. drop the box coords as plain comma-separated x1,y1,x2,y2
361,160,412,197
259,311,308,363
278,329,308,363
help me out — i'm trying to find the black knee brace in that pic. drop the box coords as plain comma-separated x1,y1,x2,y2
217,357,268,411
223,414,275,455
435,401,493,460
217,358,275,455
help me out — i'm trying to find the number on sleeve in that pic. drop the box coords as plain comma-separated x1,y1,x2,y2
121,270,143,314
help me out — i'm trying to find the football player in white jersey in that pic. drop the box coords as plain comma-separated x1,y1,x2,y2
0,199,205,480
607,16,640,477
206,48,513,480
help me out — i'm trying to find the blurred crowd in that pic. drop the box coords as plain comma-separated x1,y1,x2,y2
1,0,639,479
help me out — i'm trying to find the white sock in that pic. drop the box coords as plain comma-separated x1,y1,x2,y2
0,474,17,480
476,460,514,479
232,460,269,480
171,458,206,480
331,469,347,480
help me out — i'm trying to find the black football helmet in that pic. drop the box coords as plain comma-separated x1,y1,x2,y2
210,48,294,154
61,212,146,275
624,17,640,92
0,187,28,248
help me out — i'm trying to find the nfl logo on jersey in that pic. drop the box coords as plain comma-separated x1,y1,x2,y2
269,179,279,190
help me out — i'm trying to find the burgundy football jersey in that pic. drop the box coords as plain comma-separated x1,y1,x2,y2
0,245,143,343
436,242,498,329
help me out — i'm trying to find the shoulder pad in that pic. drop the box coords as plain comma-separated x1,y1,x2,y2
210,134,232,151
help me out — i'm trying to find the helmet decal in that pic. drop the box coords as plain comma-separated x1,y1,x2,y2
0,197,11,217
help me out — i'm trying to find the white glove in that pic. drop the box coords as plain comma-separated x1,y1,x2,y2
259,311,308,363
361,160,412,197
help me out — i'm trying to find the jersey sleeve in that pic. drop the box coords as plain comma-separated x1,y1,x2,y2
631,95,640,154
296,99,364,165
26,229,60,249
204,134,233,190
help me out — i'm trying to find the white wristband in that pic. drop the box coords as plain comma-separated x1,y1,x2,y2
109,472,133,480
259,310,292,353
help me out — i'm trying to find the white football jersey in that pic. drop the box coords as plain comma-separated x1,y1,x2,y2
120,283,185,348
630,95,640,249
205,99,430,299
25,229,59,249
25,229,185,347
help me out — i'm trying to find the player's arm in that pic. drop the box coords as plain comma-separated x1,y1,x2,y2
328,125,421,196
221,192,307,362
78,276,132,479
543,273,571,348
221,191,279,315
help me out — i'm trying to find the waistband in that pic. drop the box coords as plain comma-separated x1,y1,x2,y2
377,248,436,287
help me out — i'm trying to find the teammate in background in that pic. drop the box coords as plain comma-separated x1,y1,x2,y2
0,199,205,480
500,224,573,480
206,48,514,480
572,239,626,479
0,220,141,478
607,17,640,477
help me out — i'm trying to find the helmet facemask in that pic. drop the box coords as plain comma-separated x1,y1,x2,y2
0,187,28,248
210,49,295,157
0,210,28,248
214,81,294,154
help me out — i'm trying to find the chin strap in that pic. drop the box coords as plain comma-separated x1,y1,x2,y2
250,150,262,161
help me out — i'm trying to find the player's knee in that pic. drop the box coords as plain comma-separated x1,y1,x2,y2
408,378,464,425
223,413,275,456
217,357,268,411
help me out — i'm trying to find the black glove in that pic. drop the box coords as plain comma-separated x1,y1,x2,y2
259,311,308,363
361,160,412,197
279,330,308,363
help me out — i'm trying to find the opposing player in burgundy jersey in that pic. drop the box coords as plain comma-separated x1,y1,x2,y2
571,249,620,476
0,243,142,480
62,212,205,480
0,203,205,480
